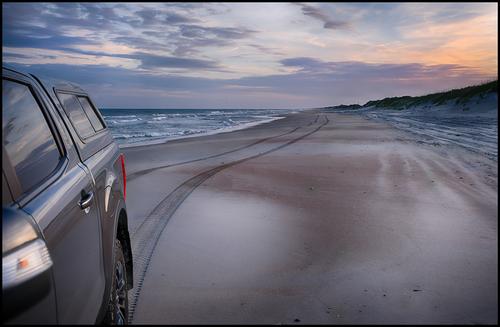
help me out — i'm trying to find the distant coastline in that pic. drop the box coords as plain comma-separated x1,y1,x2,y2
322,80,498,112
320,80,498,161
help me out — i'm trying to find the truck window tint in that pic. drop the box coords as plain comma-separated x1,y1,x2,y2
57,93,95,139
77,96,104,132
2,79,61,194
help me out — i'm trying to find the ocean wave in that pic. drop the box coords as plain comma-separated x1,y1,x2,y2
112,131,172,139
112,129,204,140
152,116,169,121
102,109,295,145
103,115,138,119
108,118,143,124
207,110,224,116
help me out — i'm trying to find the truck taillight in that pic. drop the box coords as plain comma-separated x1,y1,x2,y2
120,153,126,201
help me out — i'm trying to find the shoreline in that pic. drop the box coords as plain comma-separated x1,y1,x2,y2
118,115,290,149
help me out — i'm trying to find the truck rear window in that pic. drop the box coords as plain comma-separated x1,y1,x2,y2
57,92,95,139
77,96,105,132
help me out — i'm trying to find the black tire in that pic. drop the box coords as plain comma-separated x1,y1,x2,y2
104,239,129,325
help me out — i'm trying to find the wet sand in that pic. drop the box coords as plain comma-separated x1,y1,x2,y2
123,110,497,324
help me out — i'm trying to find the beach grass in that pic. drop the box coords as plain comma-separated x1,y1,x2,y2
364,80,498,110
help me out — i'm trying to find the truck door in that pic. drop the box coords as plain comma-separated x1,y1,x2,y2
2,72,105,323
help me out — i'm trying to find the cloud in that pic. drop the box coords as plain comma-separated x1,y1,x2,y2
2,3,256,60
2,3,496,108
17,46,222,71
6,63,220,91
132,8,199,26
111,35,172,52
179,24,256,39
125,52,221,70
3,52,56,60
164,12,199,24
279,57,486,80
168,24,256,56
6,57,493,109
280,57,326,71
294,3,350,30
247,44,285,56
3,33,97,50
2,3,116,49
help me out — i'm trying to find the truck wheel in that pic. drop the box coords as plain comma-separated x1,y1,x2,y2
105,239,129,324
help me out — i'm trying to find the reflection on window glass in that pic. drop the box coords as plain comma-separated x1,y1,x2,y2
78,96,104,132
2,79,61,193
57,93,94,138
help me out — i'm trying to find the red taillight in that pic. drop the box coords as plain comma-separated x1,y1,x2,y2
120,153,126,201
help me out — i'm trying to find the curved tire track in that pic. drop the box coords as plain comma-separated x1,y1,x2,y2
128,115,329,322
127,116,321,181
129,116,316,239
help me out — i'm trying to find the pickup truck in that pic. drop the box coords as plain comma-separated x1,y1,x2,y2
2,66,133,324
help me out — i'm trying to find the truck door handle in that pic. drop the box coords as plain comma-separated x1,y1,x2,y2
79,191,94,210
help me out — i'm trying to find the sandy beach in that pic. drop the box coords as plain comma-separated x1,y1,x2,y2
123,110,497,324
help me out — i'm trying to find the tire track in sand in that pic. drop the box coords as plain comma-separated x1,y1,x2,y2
127,116,320,182
128,115,329,322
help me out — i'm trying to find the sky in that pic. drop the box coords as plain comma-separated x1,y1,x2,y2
2,2,498,109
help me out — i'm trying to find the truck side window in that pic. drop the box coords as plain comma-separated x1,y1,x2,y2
77,96,105,132
57,92,95,139
2,79,61,194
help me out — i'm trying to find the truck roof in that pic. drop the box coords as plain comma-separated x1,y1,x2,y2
3,65,88,94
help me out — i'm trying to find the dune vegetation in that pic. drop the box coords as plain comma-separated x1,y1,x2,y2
326,80,498,111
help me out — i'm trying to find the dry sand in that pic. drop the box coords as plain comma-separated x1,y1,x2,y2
122,110,497,324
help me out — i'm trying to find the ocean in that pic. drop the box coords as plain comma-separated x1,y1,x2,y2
100,108,298,146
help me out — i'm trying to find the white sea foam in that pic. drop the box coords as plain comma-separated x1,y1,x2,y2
100,108,297,147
